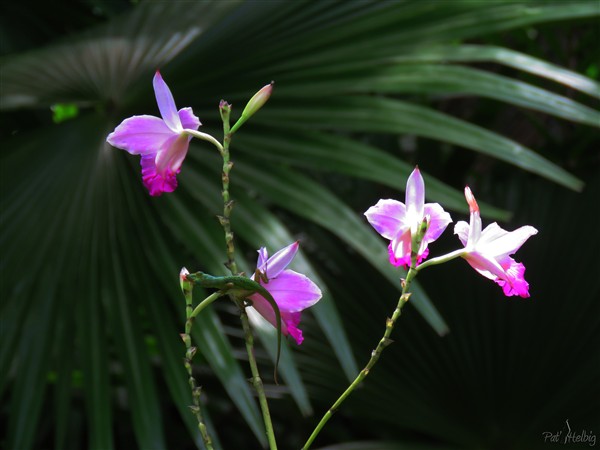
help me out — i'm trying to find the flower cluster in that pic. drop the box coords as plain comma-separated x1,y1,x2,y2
365,167,538,298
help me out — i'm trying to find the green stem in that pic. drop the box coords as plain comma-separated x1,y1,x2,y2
184,129,224,153
216,102,278,449
239,303,279,450
301,267,417,450
303,220,430,450
190,291,221,320
181,286,215,449
415,248,466,271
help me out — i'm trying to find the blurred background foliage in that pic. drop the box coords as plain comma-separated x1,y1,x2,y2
1,1,599,449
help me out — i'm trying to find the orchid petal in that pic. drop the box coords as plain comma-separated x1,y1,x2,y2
256,247,269,270
479,224,538,258
154,133,190,174
106,115,174,155
282,312,304,345
260,241,299,279
406,167,425,222
140,153,178,196
388,230,412,267
258,270,321,312
178,107,201,131
364,199,407,240
454,220,470,246
494,258,530,297
153,71,182,132
423,203,452,244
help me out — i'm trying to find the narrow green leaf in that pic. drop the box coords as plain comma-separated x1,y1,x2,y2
256,96,583,191
235,129,510,220
275,64,600,128
6,275,57,450
390,44,600,99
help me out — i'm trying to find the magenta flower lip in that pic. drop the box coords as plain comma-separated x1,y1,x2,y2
454,186,538,297
106,71,201,196
250,241,322,345
364,167,452,268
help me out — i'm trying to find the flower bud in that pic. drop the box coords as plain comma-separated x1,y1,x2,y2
230,82,274,134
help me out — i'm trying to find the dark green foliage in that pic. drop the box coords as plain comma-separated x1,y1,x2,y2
1,1,598,449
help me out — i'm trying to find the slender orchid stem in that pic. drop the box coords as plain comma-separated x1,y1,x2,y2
216,101,278,450
301,269,415,450
302,220,430,450
180,280,215,449
185,129,224,153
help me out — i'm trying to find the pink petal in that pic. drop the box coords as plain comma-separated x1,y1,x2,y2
494,258,530,297
405,167,425,221
140,153,178,196
259,241,299,279
178,107,201,131
250,297,305,344
153,71,182,132
388,231,411,267
422,203,452,244
258,270,321,312
154,133,191,174
282,312,304,345
106,115,174,155
256,247,269,270
364,199,407,240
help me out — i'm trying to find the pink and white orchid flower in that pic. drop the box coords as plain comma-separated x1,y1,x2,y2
250,241,322,345
454,186,538,297
364,167,452,268
106,71,201,196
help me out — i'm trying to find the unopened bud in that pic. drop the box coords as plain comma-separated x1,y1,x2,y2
230,81,274,134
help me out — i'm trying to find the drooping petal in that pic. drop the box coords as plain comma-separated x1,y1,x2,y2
178,107,201,131
494,257,530,297
140,153,178,196
282,312,304,345
364,199,407,240
259,241,299,279
153,71,182,132
154,133,190,174
405,167,425,225
106,115,174,155
478,224,538,259
422,203,452,244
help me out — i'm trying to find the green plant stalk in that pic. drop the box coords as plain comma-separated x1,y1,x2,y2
181,285,218,450
301,271,414,450
217,101,278,450
302,220,430,450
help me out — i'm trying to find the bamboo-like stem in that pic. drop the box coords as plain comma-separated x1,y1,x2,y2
216,101,278,449
239,303,279,450
302,220,430,449
181,279,216,449
301,270,415,450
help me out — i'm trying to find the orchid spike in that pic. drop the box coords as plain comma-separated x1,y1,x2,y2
250,241,322,345
364,167,452,268
454,186,538,297
106,71,201,196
